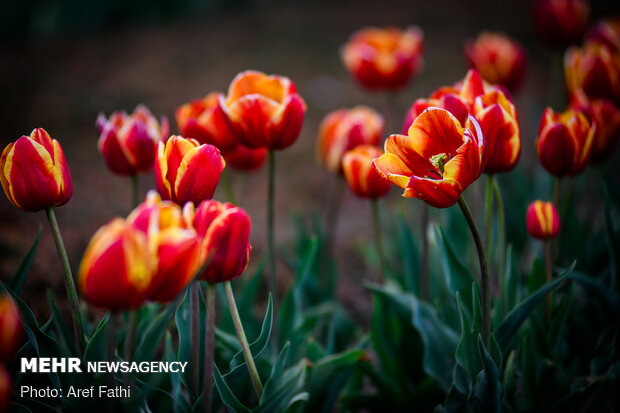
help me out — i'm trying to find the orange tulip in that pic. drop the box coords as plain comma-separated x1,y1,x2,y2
0,365,10,413
536,107,594,176
96,105,168,175
342,145,391,199
526,200,560,240
565,41,620,102
0,128,72,212
317,106,384,174
533,0,590,48
0,295,22,362
221,70,306,150
586,18,620,53
374,108,486,208
342,26,424,90
155,135,225,205
464,32,527,93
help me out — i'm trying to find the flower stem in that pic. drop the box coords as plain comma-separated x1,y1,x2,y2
203,283,217,413
267,149,279,346
420,204,430,301
45,207,85,352
492,177,506,317
484,175,494,261
457,197,490,345
124,311,137,361
131,174,139,208
190,282,201,396
371,199,385,283
553,177,561,207
225,281,263,398
221,168,237,205
544,240,553,322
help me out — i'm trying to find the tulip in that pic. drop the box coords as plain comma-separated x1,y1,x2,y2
0,295,22,362
175,92,237,152
374,107,486,208
342,145,391,199
0,128,72,212
536,107,594,176
78,218,153,311
464,32,527,93
586,18,620,53
526,200,560,240
341,26,424,90
0,365,10,413
222,144,268,172
96,105,169,176
220,70,306,150
533,0,590,48
155,135,225,205
565,41,620,103
317,106,384,174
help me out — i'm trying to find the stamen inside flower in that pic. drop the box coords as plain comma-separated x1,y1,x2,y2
430,153,448,176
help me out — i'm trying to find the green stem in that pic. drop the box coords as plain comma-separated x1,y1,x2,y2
225,281,263,398
492,177,506,317
131,174,139,208
544,240,553,322
267,150,279,346
203,284,217,413
45,207,85,352
484,175,494,261
371,199,385,283
190,282,201,397
457,197,490,345
420,204,430,301
221,168,237,205
553,177,561,207
124,311,137,361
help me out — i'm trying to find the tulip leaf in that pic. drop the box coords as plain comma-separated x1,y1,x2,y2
455,292,480,382
134,299,178,362
214,363,252,413
494,261,575,353
229,294,273,371
257,346,309,413
396,212,420,294
46,289,78,356
261,341,292,402
83,312,110,362
470,335,502,413
568,271,620,316
8,226,42,295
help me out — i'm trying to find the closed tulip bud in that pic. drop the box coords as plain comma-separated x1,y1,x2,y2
342,26,424,90
155,135,225,205
342,145,391,199
222,144,268,172
565,42,620,103
0,295,22,362
175,92,237,152
0,365,10,413
317,106,384,174
533,0,590,48
464,32,527,93
473,90,521,173
96,105,169,175
526,200,560,240
0,128,72,212
185,200,251,284
586,18,620,53
78,218,153,311
536,107,594,176
221,71,306,150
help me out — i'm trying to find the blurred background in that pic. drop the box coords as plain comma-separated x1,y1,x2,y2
1,0,618,319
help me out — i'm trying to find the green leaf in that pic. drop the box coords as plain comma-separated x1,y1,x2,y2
8,227,42,295
494,261,575,353
134,298,178,362
46,289,78,356
213,363,251,413
261,342,292,402
455,292,480,382
255,358,309,413
569,272,620,317
83,313,110,362
470,335,501,413
229,294,272,371
396,212,420,294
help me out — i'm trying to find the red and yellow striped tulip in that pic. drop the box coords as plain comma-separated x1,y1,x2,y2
586,18,620,53
0,295,22,362
0,128,72,212
0,365,11,413
526,200,561,240
374,108,486,208
221,70,306,150
96,105,168,175
533,0,590,48
317,106,384,174
78,218,153,311
565,42,620,103
464,32,527,93
155,135,225,205
536,107,594,176
342,145,391,199
342,26,424,90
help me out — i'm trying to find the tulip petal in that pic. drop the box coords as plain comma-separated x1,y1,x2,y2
373,152,413,190
174,144,225,205
406,108,464,161
404,176,462,208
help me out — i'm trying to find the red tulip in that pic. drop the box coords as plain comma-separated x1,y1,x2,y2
96,105,169,175
342,145,391,199
526,200,560,240
0,295,22,362
222,144,268,172
0,128,72,212
533,0,590,48
155,135,225,205
565,41,620,103
342,26,424,90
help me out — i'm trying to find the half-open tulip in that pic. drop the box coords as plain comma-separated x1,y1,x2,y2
342,26,424,90
565,42,620,103
374,108,486,208
526,200,560,240
96,105,169,175
184,200,251,284
155,135,225,205
317,106,384,174
0,365,10,413
342,145,391,199
533,0,590,48
464,32,527,93
536,107,594,176
78,218,153,311
0,295,22,362
220,70,306,150
222,144,268,172
0,128,72,212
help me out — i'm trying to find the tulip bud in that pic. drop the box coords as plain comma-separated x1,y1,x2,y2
526,200,560,240
341,26,424,90
533,0,590,48
317,106,384,174
0,365,11,413
0,128,72,212
78,218,153,311
565,42,620,103
222,144,268,172
221,71,306,150
0,295,22,362
536,107,594,176
155,135,225,205
96,105,169,175
342,145,391,199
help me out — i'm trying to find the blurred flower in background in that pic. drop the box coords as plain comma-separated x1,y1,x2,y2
0,365,11,413
565,41,620,103
533,0,590,48
0,295,22,363
342,144,391,199
586,18,620,53
526,200,561,239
